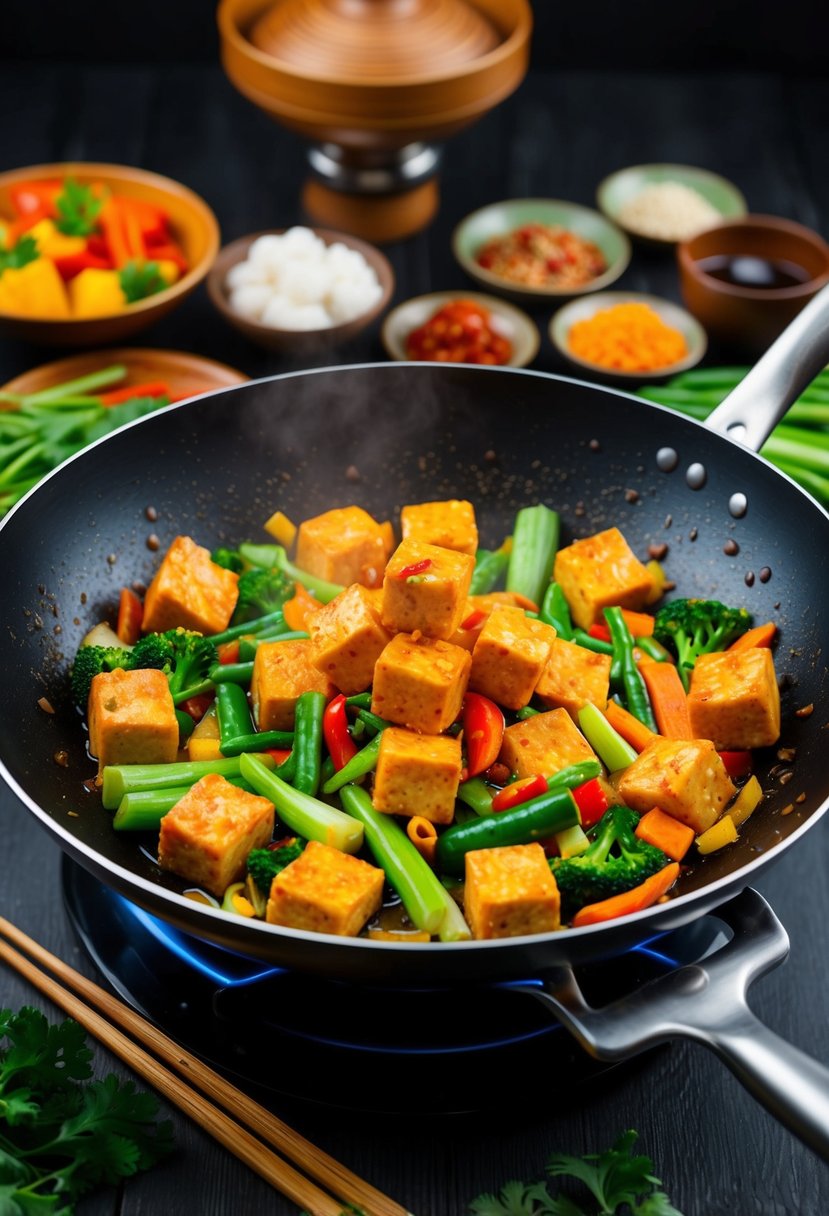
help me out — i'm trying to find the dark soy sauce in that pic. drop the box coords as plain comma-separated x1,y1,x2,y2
695,254,812,289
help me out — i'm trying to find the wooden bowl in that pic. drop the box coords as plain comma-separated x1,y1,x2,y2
381,290,539,368
1,348,248,402
0,163,220,347
207,228,395,353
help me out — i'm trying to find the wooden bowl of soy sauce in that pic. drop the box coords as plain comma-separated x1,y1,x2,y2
677,214,829,355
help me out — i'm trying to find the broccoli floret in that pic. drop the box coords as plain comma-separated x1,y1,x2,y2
70,644,133,706
551,806,667,923
654,597,753,689
211,546,244,574
231,567,294,625
247,838,306,895
129,632,174,671
130,627,218,704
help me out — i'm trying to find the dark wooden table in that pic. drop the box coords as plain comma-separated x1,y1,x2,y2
1,60,828,1216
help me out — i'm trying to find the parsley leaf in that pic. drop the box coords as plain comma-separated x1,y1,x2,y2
54,179,103,237
119,260,167,304
0,236,39,277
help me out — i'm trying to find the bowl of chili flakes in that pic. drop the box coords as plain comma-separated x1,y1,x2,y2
452,198,631,304
381,291,539,368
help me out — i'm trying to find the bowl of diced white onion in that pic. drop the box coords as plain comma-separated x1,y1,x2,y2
207,226,394,351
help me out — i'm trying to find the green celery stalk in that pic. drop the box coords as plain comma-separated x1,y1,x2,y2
577,703,637,773
240,753,363,853
505,504,560,607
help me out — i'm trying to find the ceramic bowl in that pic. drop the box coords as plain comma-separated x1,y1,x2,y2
207,228,394,353
0,162,220,346
549,291,707,383
451,198,631,304
676,214,829,355
381,290,539,368
596,163,747,247
1,347,248,402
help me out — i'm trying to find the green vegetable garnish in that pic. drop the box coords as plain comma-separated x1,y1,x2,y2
55,177,104,236
119,259,167,303
0,234,39,277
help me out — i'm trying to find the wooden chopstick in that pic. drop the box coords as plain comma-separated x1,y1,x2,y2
0,915,413,1216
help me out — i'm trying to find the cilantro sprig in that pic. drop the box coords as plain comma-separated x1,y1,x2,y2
469,1131,684,1216
0,1006,173,1213
119,260,167,304
0,235,39,277
55,178,104,237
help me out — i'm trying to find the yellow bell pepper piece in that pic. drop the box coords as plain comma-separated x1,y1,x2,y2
696,814,739,855
0,258,70,317
27,218,86,260
264,510,297,548
187,705,222,762
69,268,126,318
728,775,763,828
154,259,180,286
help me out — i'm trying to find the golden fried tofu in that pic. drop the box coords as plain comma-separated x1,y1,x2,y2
265,840,384,937
371,632,471,733
88,667,178,774
372,726,462,825
469,607,556,710
157,773,274,898
553,527,654,630
688,647,781,750
535,637,612,721
617,737,736,835
381,538,474,640
141,535,239,635
308,583,393,695
251,638,335,731
465,844,561,939
400,499,478,556
295,506,388,588
499,707,596,780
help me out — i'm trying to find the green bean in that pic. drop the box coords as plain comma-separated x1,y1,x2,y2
546,759,602,790
634,635,672,663
436,786,578,876
469,542,511,594
20,365,128,406
208,610,288,647
219,730,294,757
356,708,391,736
345,692,372,710
577,703,637,773
321,732,383,794
515,706,540,720
101,754,277,810
505,504,560,607
216,682,254,749
572,628,614,656
208,661,255,686
112,776,257,831
237,630,309,661
240,753,363,853
339,786,447,935
539,582,573,639
456,777,494,816
604,606,656,731
292,690,327,796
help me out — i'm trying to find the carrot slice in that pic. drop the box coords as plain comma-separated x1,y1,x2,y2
282,582,320,632
634,807,695,861
729,622,777,651
604,699,658,753
639,660,692,738
116,587,143,645
571,862,680,927
620,609,656,637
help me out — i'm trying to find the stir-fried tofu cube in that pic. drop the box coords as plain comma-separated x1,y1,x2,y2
251,638,335,731
295,506,388,588
372,726,462,824
465,844,561,939
381,538,474,640
400,499,479,556
534,637,612,721
265,840,384,937
308,583,392,695
157,773,274,897
499,707,596,779
88,667,178,774
371,632,471,733
142,534,239,635
553,526,654,630
617,737,736,835
469,607,556,710
687,647,781,750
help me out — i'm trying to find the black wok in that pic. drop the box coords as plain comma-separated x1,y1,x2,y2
1,289,829,1155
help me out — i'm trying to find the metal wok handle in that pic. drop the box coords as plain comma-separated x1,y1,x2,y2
705,281,829,452
516,889,829,1161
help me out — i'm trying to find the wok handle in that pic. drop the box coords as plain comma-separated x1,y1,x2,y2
705,280,829,451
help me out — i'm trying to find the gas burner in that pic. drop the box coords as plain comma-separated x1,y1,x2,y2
62,857,727,1115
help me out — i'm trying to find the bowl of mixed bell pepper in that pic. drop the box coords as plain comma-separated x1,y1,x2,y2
0,162,220,346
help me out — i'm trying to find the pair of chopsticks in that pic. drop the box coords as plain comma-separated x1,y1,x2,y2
0,915,414,1216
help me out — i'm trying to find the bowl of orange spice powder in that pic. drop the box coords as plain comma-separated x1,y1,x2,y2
549,291,707,382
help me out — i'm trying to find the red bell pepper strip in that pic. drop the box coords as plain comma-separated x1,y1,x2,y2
323,693,358,771
143,240,188,274
571,776,609,827
52,249,112,281
216,640,241,666
99,381,170,406
462,692,505,779
178,693,214,723
588,623,612,643
10,181,62,217
718,750,753,779
491,773,547,812
116,587,143,646
264,748,292,766
460,608,487,631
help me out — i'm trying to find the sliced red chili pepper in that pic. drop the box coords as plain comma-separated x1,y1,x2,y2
571,776,609,827
462,692,505,779
265,748,292,765
178,693,214,723
395,558,432,580
718,750,753,779
460,608,487,632
216,640,241,665
491,773,547,812
588,623,612,643
323,693,358,771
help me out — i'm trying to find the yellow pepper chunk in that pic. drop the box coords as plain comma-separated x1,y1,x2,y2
27,218,86,259
0,259,70,317
696,814,739,855
727,774,763,828
155,258,180,286
69,267,126,318
187,705,222,762
264,510,297,548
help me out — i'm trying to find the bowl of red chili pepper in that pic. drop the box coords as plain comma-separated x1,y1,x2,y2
452,198,631,304
0,163,220,346
381,291,539,367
